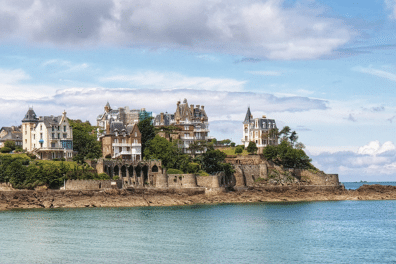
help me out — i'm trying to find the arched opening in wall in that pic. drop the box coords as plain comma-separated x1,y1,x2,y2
221,177,225,186
121,165,127,177
128,166,134,177
135,165,141,177
152,165,158,172
104,165,109,176
142,165,149,185
114,165,119,177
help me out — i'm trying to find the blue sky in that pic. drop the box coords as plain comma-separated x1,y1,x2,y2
0,0,395,181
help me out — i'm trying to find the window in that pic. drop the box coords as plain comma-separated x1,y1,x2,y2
64,126,66,132
51,142,55,148
58,133,60,138
33,134,35,139
25,139,27,144
114,139,118,143
63,133,67,138
40,133,43,139
122,139,126,143
34,144,35,148
135,132,137,137
40,125,42,130
25,130,27,135
52,133,55,138
57,126,60,131
52,127,54,131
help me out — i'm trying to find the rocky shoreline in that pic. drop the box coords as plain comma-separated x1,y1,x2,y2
1,184,396,211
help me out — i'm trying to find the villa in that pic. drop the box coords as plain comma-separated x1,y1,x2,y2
241,107,278,152
22,108,75,160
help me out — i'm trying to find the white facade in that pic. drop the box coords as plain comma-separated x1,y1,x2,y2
241,107,278,149
22,109,74,160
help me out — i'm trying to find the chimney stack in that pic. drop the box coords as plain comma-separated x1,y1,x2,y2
160,112,164,123
201,105,204,109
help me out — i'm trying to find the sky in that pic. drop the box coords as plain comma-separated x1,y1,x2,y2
0,0,395,182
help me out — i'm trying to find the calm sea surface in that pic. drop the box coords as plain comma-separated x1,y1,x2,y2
1,201,396,264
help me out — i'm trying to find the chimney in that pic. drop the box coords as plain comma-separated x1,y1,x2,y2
177,101,180,106
160,112,164,123
106,121,110,134
190,105,194,112
201,105,204,110
196,105,200,109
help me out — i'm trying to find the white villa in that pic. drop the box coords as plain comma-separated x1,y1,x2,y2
22,108,75,160
241,107,278,152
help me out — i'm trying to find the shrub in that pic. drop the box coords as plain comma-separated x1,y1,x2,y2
113,176,119,180
26,153,36,159
230,142,236,147
247,142,258,154
186,162,200,173
235,146,243,154
0,147,12,153
105,154,112,159
95,172,110,180
198,170,210,176
167,168,184,174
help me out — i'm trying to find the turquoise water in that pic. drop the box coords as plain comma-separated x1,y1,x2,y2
343,182,396,190
1,202,396,263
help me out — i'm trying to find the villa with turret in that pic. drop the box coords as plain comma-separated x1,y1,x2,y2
22,108,75,160
154,98,210,154
241,107,278,152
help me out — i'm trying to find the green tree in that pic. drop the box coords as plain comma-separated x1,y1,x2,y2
69,119,102,163
230,142,236,147
235,146,243,154
137,117,156,158
188,140,207,156
263,140,312,169
247,141,258,154
4,140,16,150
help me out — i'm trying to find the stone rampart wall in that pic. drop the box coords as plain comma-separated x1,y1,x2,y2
295,170,339,185
65,180,122,190
167,174,198,188
0,183,13,191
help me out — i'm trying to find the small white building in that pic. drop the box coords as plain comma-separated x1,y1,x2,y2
22,108,75,160
241,107,278,151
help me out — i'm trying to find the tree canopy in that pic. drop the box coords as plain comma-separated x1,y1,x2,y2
137,117,156,158
247,141,258,154
69,119,102,163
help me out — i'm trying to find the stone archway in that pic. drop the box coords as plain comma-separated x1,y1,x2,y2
152,165,158,172
142,165,149,185
121,165,127,177
128,165,134,177
114,165,119,177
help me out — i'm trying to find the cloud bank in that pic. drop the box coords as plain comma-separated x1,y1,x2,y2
0,0,352,59
309,141,396,181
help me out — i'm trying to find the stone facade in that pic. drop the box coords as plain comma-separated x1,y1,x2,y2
241,107,278,153
64,180,122,190
100,123,142,161
96,102,151,139
22,108,75,160
154,98,209,154
0,126,22,148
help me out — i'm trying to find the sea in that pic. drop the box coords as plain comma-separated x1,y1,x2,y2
1,198,396,263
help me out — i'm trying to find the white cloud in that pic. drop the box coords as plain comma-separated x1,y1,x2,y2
385,0,396,19
0,0,352,60
310,140,396,181
358,140,396,155
354,66,396,82
100,71,246,92
0,69,30,84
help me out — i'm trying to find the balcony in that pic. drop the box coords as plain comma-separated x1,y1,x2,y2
113,143,131,147
181,136,195,140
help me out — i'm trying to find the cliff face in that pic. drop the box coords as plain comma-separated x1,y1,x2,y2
225,155,339,188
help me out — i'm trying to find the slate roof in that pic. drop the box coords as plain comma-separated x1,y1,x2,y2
0,127,22,142
154,113,174,126
22,108,38,123
243,107,252,124
42,116,62,127
110,121,124,132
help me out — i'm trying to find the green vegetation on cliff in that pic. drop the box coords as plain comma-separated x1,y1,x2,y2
0,154,103,189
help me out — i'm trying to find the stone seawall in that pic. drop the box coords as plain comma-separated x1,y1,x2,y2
1,185,396,211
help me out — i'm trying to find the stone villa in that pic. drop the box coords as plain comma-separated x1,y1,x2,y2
241,107,278,152
0,126,22,148
154,98,210,154
96,102,151,139
22,108,75,160
100,121,142,161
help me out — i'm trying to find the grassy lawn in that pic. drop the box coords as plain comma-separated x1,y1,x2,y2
220,147,249,156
